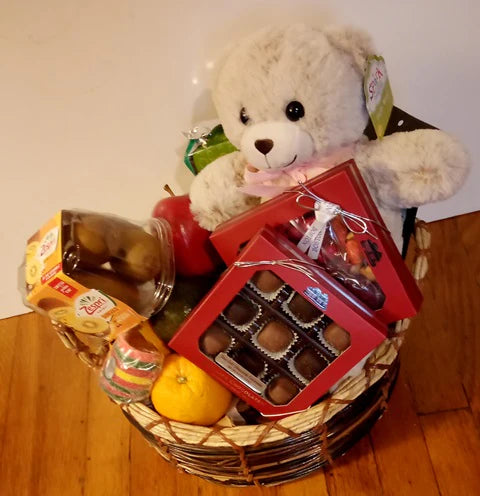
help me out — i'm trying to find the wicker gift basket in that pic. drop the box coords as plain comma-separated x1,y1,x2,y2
49,218,430,487
42,106,435,487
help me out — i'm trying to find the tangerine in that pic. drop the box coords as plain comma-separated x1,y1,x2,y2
151,354,232,426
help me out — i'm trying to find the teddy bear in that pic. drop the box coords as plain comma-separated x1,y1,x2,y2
189,24,470,251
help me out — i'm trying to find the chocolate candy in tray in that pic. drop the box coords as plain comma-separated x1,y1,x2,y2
199,277,345,407
170,227,387,418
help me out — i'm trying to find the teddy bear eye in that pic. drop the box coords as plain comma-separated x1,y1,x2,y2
239,107,250,125
285,101,305,121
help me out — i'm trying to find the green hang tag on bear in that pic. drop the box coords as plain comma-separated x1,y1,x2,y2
184,124,237,175
364,55,393,139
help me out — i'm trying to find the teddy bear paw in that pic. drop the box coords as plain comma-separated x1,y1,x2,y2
189,151,261,231
355,129,470,208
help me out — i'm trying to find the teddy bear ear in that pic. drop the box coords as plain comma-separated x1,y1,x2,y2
323,25,375,74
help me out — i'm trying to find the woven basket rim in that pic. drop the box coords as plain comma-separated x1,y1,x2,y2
130,360,399,486
124,329,403,447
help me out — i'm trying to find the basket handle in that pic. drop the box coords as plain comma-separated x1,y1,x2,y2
411,219,431,282
392,218,431,340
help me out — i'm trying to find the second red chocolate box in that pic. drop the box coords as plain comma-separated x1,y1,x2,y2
169,227,387,418
210,160,422,323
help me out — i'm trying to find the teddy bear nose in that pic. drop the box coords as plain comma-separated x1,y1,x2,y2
254,139,274,155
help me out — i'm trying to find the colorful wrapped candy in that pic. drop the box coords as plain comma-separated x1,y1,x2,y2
279,213,386,310
100,324,166,404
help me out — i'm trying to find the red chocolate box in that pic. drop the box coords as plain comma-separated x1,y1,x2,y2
170,227,387,418
210,160,422,323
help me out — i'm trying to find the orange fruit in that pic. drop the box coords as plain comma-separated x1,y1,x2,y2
151,354,232,426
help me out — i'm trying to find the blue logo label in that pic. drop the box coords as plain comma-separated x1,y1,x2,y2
304,287,329,311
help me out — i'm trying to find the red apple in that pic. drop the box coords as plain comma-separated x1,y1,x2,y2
152,194,222,276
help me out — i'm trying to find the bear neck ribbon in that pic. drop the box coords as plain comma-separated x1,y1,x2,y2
239,144,355,198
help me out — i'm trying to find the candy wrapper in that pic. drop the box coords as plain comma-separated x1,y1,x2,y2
278,209,385,310
184,123,237,175
100,324,167,404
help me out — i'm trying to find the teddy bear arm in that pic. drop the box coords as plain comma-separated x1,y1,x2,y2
354,129,470,209
189,151,261,231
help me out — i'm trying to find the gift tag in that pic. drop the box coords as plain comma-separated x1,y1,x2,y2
297,200,338,259
183,123,237,175
364,55,393,139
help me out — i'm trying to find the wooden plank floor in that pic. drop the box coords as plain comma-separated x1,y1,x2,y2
0,212,479,496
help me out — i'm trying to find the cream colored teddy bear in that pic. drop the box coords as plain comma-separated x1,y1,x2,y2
190,24,470,250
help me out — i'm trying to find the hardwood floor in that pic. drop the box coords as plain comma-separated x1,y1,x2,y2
0,212,479,496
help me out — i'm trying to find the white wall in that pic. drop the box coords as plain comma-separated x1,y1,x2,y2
1,0,478,319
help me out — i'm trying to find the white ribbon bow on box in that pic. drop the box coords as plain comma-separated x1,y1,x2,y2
293,183,388,259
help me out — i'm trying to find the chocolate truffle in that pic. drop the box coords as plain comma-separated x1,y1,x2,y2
257,320,294,354
251,270,283,293
223,296,257,326
199,323,232,356
323,323,351,352
288,293,322,323
294,348,327,381
266,376,299,405
236,349,265,376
